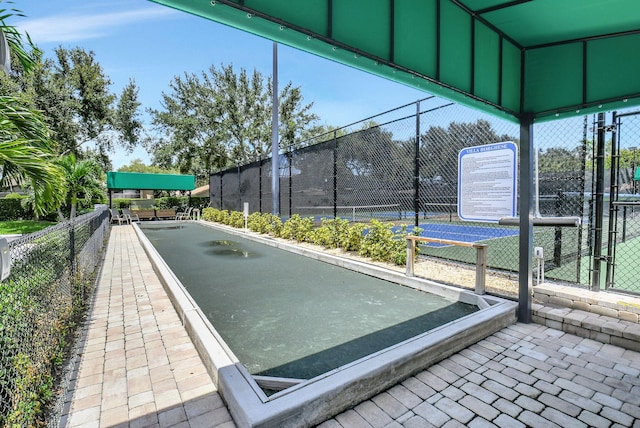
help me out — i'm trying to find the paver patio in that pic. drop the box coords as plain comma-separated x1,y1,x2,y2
60,225,640,427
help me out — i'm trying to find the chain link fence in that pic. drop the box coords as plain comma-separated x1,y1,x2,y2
604,111,640,294
208,97,640,294
0,208,109,427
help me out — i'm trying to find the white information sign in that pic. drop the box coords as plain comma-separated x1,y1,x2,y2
458,142,517,223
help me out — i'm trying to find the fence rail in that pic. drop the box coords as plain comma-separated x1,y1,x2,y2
0,208,109,427
406,235,487,295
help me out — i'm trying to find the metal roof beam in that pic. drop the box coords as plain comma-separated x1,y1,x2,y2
475,0,533,15
449,0,524,50
527,28,640,50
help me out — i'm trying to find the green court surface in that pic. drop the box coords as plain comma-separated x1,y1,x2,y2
138,222,478,381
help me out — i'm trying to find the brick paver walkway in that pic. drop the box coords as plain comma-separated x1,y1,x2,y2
61,224,640,427
323,323,640,427
60,226,234,428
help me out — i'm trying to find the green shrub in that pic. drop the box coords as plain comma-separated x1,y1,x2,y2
247,212,264,233
113,199,131,209
247,212,271,234
359,220,397,262
190,197,210,210
0,196,31,220
312,218,349,249
156,196,181,209
203,208,419,266
215,209,230,224
264,214,283,237
202,207,217,221
281,215,314,242
228,211,245,228
358,220,417,265
340,222,366,252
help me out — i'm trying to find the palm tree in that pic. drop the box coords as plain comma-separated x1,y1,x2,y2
0,4,65,216
0,95,65,216
55,153,104,220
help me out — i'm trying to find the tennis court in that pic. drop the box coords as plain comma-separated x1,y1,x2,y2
403,222,519,247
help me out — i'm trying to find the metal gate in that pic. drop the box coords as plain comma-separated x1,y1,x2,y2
603,110,640,295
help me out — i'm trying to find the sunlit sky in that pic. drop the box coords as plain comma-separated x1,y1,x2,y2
17,0,429,169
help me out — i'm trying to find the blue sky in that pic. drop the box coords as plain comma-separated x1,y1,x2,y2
16,0,428,169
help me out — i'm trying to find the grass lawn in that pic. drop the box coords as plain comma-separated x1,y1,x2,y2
0,220,57,235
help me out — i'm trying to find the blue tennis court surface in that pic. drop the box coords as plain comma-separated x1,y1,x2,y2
397,223,519,247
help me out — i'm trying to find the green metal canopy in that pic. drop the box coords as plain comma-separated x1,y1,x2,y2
148,0,640,123
106,172,195,191
147,0,640,322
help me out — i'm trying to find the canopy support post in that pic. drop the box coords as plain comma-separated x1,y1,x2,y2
271,42,280,216
518,114,534,323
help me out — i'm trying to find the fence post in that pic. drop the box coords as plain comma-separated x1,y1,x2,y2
414,100,420,227
220,171,224,210
288,149,293,217
592,112,606,291
475,244,487,295
69,219,77,298
622,206,627,242
605,111,619,289
554,191,562,267
259,159,263,213
333,130,338,219
406,237,415,277
237,164,242,212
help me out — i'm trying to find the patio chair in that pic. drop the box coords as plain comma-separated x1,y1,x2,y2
122,208,139,223
175,206,193,220
110,208,128,225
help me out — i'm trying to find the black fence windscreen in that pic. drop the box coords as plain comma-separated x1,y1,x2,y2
209,98,640,294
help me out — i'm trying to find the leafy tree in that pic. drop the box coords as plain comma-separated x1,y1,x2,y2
538,147,584,173
8,47,142,165
55,153,105,220
118,158,177,174
277,81,323,149
420,119,516,186
147,63,320,177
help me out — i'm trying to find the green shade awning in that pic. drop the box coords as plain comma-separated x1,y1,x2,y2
149,0,640,123
106,172,195,191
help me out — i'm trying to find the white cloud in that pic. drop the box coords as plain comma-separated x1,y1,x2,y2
18,7,178,44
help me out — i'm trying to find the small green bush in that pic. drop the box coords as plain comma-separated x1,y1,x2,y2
247,212,280,235
113,199,131,209
312,218,349,249
359,220,397,262
202,208,421,266
247,212,266,233
0,195,31,221
215,209,230,224
340,222,366,252
281,214,314,242
202,207,217,221
264,214,283,237
156,196,181,209
228,211,245,228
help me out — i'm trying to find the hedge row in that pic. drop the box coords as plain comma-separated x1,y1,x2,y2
112,196,209,210
201,208,421,265
0,195,32,220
